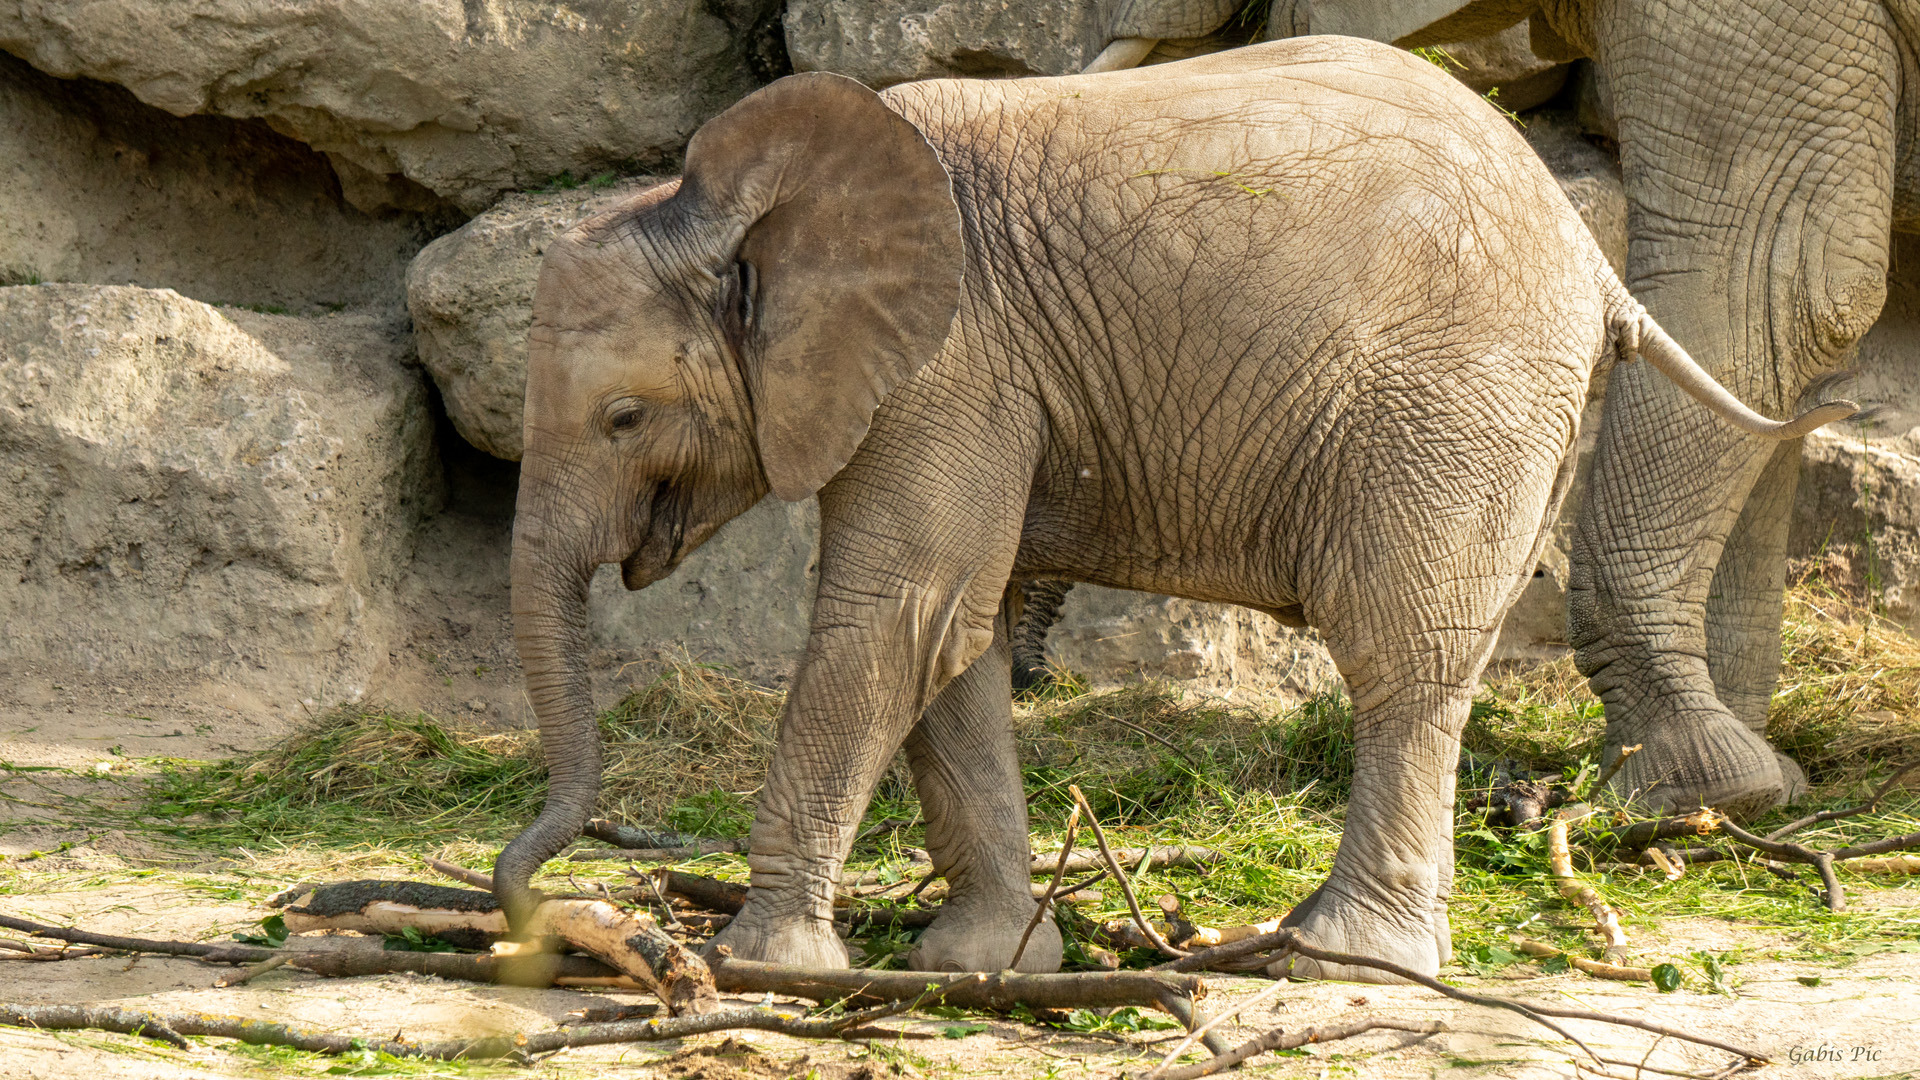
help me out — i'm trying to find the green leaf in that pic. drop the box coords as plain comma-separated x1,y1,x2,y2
1796,976,1821,987
232,913,288,948
1461,944,1522,976
1539,953,1571,975
941,1023,989,1039
1651,963,1682,993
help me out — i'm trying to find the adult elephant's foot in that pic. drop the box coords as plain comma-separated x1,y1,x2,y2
703,904,849,968
1265,878,1444,984
1605,707,1785,821
907,893,1061,973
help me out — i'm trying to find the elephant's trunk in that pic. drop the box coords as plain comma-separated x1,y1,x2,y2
495,489,604,928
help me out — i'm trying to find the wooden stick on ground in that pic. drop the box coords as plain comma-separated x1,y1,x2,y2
1514,939,1651,982
1011,801,1080,971
1151,1017,1446,1080
0,996,934,1061
1256,928,1765,1065
1069,785,1188,958
425,856,496,890
709,956,1205,1012
1585,744,1643,800
1147,976,1288,1075
1548,809,1631,964
1713,819,1846,912
498,899,718,1015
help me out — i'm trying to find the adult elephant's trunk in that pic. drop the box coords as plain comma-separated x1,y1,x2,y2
495,493,604,928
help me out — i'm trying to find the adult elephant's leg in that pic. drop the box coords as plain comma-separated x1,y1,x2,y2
1567,0,1895,817
1704,439,1809,800
903,596,1061,972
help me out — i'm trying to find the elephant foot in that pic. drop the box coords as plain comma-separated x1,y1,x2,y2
1606,708,1784,821
907,894,1061,973
703,908,849,968
1265,878,1444,984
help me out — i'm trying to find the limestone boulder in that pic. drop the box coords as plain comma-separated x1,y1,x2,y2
589,496,822,687
1046,587,1339,700
407,178,666,460
0,52,437,311
0,1,782,213
0,285,441,698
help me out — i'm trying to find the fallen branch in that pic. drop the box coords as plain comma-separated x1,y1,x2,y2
0,997,934,1061
496,899,718,1014
1612,809,1722,853
1515,939,1652,982
1548,809,1631,963
0,913,269,964
0,1004,191,1050
583,819,745,853
1029,846,1221,878
1071,785,1188,958
1147,975,1287,1075
279,881,505,949
1150,1017,1446,1080
709,956,1205,1013
1713,820,1845,912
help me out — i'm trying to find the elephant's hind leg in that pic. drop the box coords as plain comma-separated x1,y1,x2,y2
904,596,1061,973
1269,666,1471,983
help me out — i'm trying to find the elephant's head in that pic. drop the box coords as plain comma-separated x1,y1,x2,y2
495,72,965,926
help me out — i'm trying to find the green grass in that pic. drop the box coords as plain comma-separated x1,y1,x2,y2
128,584,1918,979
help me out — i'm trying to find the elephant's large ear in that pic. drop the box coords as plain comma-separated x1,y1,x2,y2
680,72,964,502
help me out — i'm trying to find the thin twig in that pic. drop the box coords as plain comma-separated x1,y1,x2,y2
1767,761,1919,841
1069,785,1187,958
1152,1017,1445,1080
1146,978,1287,1077
0,913,269,964
1714,819,1845,911
424,856,495,890
1106,716,1200,769
214,954,292,987
1261,929,1765,1064
639,870,683,929
1011,802,1080,971
0,996,942,1060
1582,744,1644,802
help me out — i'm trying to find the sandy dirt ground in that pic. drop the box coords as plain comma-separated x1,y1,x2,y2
0,835,1915,1080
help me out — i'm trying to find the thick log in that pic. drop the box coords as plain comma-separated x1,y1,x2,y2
710,957,1204,1011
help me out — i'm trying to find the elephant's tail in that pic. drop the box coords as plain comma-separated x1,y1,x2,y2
1604,284,1857,439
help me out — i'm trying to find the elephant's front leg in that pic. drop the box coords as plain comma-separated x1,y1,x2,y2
904,599,1061,973
708,496,1024,966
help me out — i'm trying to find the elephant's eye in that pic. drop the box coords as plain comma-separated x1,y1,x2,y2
608,406,642,433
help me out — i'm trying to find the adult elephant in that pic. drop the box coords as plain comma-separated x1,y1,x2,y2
1207,0,1909,818
495,42,1845,979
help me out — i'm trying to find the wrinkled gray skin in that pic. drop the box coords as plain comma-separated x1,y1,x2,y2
1317,0,1919,820
498,39,1844,981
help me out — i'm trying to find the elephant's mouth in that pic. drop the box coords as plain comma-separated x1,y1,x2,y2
620,479,690,590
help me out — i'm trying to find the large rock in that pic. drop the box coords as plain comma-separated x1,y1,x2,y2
1789,240,1920,631
0,285,441,698
1047,588,1339,698
0,1,783,213
0,52,437,311
589,496,821,687
408,178,665,460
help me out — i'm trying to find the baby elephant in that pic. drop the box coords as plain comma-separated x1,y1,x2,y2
495,37,1849,980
